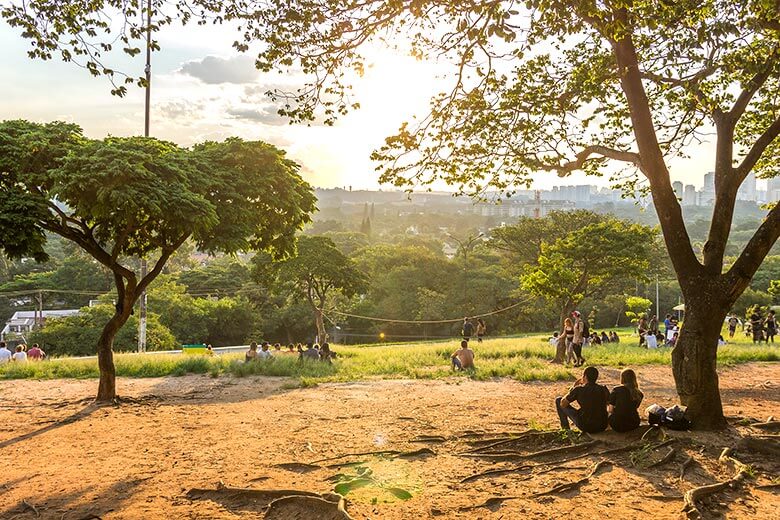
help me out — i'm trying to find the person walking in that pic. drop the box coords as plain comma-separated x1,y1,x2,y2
572,311,585,367
727,314,740,338
765,310,777,343
476,318,486,343
462,317,475,342
562,317,576,365
750,310,764,344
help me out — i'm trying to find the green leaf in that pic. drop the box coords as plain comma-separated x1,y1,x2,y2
334,478,373,496
385,487,413,500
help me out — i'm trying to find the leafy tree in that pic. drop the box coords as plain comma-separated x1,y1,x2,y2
6,0,779,428
177,256,251,297
253,236,368,341
624,296,653,330
507,213,656,328
768,280,780,305
29,304,176,357
0,120,316,401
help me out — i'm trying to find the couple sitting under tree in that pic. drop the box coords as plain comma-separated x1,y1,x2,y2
555,367,644,433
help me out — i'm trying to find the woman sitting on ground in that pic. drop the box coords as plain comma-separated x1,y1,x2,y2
245,342,258,362
600,331,610,344
320,342,336,363
608,368,644,432
609,331,620,343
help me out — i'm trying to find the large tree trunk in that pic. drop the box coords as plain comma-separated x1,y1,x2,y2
314,307,326,344
95,309,132,402
671,289,729,430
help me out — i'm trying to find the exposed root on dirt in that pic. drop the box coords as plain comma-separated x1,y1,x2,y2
461,430,563,453
756,483,780,491
531,460,612,498
311,447,435,464
22,499,40,517
186,487,352,519
461,439,599,461
460,465,534,483
682,448,752,520
410,435,447,443
648,447,677,468
737,436,780,457
679,455,694,481
274,462,322,473
750,421,780,432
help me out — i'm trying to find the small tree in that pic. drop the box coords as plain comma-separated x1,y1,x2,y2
519,216,656,328
624,296,653,331
253,235,368,342
0,120,316,401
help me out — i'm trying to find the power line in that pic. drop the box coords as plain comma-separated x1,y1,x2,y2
325,298,530,325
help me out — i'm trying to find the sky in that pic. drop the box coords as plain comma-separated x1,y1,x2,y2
0,17,759,193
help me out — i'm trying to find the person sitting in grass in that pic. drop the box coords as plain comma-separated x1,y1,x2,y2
608,369,644,432
245,342,259,362
600,331,610,344
667,331,679,347
645,330,658,349
320,342,336,364
258,342,274,360
300,342,320,361
609,331,620,343
12,345,28,363
27,343,45,361
555,366,609,433
451,340,475,371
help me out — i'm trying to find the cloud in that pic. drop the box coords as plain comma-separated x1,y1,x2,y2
226,106,288,126
179,55,259,85
158,100,204,121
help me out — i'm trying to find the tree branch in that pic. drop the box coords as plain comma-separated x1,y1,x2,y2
726,202,780,300
136,233,189,296
727,52,777,122
540,145,642,176
735,114,780,179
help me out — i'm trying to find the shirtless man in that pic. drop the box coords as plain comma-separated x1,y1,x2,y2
451,340,475,371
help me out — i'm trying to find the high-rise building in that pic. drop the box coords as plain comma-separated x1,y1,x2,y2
768,177,780,201
672,181,683,199
683,184,697,206
737,172,757,201
701,171,716,205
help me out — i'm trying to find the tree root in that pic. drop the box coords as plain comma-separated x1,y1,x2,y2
273,462,322,473
756,483,780,491
187,487,351,519
682,448,752,520
736,436,780,457
22,499,40,517
462,430,561,453
460,465,534,483
410,434,447,443
311,447,435,464
648,447,677,468
750,421,780,432
461,440,599,461
531,460,611,498
680,455,694,481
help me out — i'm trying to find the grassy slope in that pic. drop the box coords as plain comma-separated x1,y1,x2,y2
1,329,777,385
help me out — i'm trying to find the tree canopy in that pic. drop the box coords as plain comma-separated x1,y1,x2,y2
0,119,316,399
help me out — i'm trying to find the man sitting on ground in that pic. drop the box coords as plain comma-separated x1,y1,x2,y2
257,342,274,360
27,343,46,361
555,366,609,433
300,343,320,361
451,340,475,371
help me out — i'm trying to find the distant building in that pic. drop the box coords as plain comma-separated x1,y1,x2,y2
1,309,81,342
683,184,697,206
475,199,575,218
768,177,780,202
701,172,716,205
737,172,757,201
673,181,683,199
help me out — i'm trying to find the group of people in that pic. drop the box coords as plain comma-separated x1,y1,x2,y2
636,313,681,348
244,341,337,364
450,317,488,371
461,317,487,343
556,366,644,433
0,341,45,364
745,309,777,343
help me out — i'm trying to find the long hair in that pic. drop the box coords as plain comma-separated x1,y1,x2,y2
563,318,573,330
621,369,641,403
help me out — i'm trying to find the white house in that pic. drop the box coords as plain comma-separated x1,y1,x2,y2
1,309,81,341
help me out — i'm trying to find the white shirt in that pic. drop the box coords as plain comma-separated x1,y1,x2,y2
549,337,559,346
257,349,273,359
0,347,11,364
12,351,27,362
645,333,658,349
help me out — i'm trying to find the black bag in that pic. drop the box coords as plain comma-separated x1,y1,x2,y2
662,405,691,430
582,319,590,338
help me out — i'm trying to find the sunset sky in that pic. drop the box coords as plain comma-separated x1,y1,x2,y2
0,18,751,192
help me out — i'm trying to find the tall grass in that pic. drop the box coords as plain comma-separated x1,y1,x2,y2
0,333,777,384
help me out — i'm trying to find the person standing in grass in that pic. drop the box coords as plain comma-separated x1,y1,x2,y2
727,314,740,338
555,366,609,433
765,310,777,343
608,369,644,432
462,317,475,342
663,314,673,335
476,318,486,343
571,311,585,367
451,340,475,371
0,341,11,364
750,310,764,344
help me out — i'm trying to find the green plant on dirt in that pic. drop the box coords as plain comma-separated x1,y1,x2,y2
329,465,413,502
629,443,655,468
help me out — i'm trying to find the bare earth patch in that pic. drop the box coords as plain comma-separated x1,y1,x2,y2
1,363,778,519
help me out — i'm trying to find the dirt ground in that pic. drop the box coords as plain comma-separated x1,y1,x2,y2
1,363,778,520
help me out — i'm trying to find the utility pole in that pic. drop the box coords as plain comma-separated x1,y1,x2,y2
655,274,660,318
138,0,152,353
